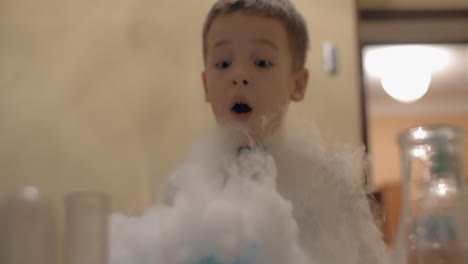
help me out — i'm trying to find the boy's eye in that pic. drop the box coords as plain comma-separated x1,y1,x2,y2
254,60,272,68
216,61,231,69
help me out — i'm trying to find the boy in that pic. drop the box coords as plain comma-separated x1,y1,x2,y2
164,0,388,263
112,1,389,264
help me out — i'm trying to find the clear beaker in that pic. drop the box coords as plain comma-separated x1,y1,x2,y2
65,192,110,264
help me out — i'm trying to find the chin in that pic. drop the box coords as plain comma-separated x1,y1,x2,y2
239,125,280,147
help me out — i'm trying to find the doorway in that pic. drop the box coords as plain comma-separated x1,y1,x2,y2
358,9,468,245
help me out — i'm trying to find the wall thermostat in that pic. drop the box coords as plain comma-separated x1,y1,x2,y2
323,41,337,74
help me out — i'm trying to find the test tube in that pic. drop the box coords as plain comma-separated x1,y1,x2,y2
5,186,57,264
65,192,110,264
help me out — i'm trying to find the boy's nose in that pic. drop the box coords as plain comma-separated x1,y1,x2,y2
232,79,249,86
231,66,250,86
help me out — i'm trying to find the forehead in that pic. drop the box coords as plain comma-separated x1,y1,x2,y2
206,12,289,52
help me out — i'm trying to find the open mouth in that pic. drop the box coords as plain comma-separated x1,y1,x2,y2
231,102,252,114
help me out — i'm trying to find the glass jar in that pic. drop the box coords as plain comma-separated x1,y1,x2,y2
393,125,468,264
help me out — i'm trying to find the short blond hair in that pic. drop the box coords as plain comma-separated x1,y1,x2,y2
202,0,309,71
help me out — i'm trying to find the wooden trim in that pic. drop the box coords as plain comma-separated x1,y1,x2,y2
360,9,468,21
359,18,468,45
381,184,402,246
354,2,369,150
354,0,378,199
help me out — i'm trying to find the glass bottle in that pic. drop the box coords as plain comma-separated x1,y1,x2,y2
393,125,468,264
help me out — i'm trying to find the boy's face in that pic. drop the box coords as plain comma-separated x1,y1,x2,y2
202,12,308,145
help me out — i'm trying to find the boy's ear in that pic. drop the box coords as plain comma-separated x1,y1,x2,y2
202,71,209,102
290,68,309,102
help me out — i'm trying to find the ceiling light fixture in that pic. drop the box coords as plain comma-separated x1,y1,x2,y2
364,45,450,103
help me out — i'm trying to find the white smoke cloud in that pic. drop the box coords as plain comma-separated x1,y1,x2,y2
110,119,389,264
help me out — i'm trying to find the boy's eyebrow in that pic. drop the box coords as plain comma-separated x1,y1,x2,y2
252,38,279,50
212,40,230,49
211,39,279,50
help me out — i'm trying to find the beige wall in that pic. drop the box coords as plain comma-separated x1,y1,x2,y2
0,0,214,215
359,0,468,10
0,0,363,252
369,114,468,190
294,0,363,145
